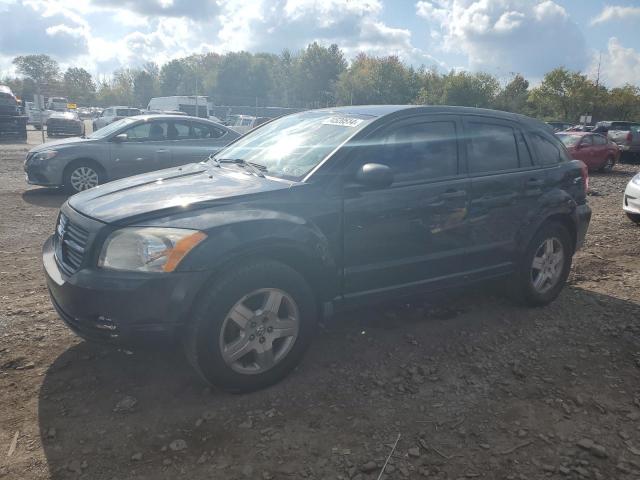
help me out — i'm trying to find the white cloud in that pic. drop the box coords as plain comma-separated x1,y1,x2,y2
415,0,588,78
592,37,640,88
591,5,640,25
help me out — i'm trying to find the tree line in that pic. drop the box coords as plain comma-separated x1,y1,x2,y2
3,43,640,123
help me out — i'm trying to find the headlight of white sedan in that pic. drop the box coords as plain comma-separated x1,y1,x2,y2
98,227,206,272
632,173,640,185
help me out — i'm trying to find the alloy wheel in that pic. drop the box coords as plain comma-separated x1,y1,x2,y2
530,237,564,294
219,288,300,375
69,166,99,192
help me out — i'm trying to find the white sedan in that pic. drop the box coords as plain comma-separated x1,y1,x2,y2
623,172,640,224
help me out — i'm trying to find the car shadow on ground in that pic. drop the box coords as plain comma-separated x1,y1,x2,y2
36,285,640,479
22,188,68,209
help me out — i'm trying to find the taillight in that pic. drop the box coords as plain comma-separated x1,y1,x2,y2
580,161,589,192
627,132,633,144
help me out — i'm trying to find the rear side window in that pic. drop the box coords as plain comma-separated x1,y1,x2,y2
530,133,563,165
593,135,607,145
192,123,226,139
375,121,459,183
581,135,593,146
467,122,519,173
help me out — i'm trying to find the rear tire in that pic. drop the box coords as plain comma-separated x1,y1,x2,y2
510,222,573,306
627,212,640,225
184,260,317,393
599,156,615,172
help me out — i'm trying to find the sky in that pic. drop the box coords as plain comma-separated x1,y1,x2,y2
0,0,639,87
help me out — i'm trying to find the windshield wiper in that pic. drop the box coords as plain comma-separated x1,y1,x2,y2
209,156,266,178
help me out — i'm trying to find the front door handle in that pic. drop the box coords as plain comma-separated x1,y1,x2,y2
156,149,169,153
526,178,544,187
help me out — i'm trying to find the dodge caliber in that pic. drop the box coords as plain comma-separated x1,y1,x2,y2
43,106,592,392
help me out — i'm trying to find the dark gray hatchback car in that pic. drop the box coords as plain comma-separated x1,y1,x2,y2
44,105,591,392
25,114,239,193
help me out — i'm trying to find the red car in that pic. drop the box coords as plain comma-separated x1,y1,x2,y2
556,132,619,172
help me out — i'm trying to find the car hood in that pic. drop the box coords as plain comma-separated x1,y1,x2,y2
28,136,94,153
68,162,294,224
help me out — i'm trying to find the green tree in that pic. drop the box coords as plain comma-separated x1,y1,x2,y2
63,67,96,105
439,71,500,108
12,54,60,87
133,64,160,107
336,54,416,105
528,68,597,121
294,43,346,106
603,85,640,120
495,73,529,113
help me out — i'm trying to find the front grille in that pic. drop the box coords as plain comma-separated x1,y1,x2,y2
56,213,90,275
47,120,82,135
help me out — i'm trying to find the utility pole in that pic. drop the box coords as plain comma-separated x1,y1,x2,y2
194,77,199,118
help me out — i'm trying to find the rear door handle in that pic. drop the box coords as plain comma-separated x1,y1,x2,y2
440,189,466,200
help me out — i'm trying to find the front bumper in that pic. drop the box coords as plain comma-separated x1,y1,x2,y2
575,203,591,250
24,153,64,186
623,179,640,215
43,235,209,344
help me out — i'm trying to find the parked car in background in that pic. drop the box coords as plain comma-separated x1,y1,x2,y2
93,106,141,131
77,107,92,120
608,125,640,161
47,97,69,112
592,120,640,134
145,109,188,116
229,115,271,134
0,85,27,140
25,114,239,193
556,132,619,172
24,101,52,129
547,121,574,132
623,173,640,224
46,111,85,137
41,105,591,392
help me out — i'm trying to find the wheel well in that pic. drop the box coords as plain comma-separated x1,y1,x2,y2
542,214,576,252
186,246,335,327
63,158,107,183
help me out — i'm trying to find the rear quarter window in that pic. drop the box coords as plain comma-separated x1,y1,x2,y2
530,133,568,165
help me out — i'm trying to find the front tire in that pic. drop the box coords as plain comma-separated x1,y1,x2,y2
511,222,573,306
64,162,103,194
184,260,317,393
627,212,640,225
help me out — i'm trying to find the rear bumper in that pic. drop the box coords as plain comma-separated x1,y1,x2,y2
575,203,591,250
43,235,209,344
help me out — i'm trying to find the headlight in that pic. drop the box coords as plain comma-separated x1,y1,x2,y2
98,227,207,272
33,150,57,161
632,174,640,185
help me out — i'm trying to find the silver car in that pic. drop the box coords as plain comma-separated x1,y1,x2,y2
24,115,240,193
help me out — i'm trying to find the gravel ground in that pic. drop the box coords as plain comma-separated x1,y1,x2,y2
1,144,640,480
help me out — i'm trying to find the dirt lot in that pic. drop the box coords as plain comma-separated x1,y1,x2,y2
1,141,640,480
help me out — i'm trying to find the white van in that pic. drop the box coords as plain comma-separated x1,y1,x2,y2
147,96,216,120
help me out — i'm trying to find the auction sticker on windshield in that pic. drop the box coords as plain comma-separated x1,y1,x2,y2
321,116,364,127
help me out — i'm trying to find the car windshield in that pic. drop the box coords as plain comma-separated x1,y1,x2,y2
210,111,374,180
556,134,581,147
88,117,137,139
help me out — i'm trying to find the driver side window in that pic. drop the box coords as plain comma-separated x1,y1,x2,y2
364,121,459,184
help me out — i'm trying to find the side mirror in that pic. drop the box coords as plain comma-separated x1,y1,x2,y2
112,133,128,143
355,163,393,189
